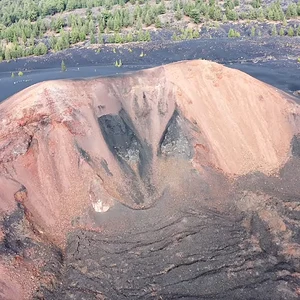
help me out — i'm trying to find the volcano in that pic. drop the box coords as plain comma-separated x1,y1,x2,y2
1,60,300,300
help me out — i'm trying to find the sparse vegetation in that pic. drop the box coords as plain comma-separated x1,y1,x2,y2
172,28,200,41
0,0,298,60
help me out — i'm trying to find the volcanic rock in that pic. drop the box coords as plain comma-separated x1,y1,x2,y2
1,60,300,299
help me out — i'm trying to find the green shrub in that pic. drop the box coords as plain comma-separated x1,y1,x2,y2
18,71,23,76
228,28,240,37
114,59,122,67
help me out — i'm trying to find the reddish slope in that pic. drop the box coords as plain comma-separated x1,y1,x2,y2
1,59,299,241
0,60,300,299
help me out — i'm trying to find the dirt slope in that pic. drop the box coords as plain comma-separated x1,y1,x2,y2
1,60,300,299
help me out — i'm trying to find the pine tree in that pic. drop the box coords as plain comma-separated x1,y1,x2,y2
137,29,144,41
34,42,48,56
115,59,122,67
283,18,287,26
29,34,35,47
90,31,96,44
192,29,200,38
222,14,228,23
83,23,89,35
89,19,95,33
144,31,151,41
113,14,121,31
257,8,265,21
158,1,166,14
126,32,134,42
98,32,104,44
22,31,27,44
109,35,116,43
61,60,67,72
4,47,11,61
228,28,235,37
226,8,238,21
172,33,178,41
267,8,274,20
123,10,130,27
145,11,152,26
115,32,122,43
155,17,162,28
288,26,294,36
175,4,183,20
228,28,240,38
190,9,201,23
136,18,143,30
79,29,86,41
70,27,80,44
271,24,277,36
286,3,298,19
279,27,285,36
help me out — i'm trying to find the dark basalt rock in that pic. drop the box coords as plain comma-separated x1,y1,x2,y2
32,157,300,299
159,110,192,159
291,135,300,157
0,204,63,297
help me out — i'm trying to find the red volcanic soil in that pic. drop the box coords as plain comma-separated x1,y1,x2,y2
1,60,300,299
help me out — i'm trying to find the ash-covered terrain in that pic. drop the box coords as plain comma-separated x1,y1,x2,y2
0,37,300,102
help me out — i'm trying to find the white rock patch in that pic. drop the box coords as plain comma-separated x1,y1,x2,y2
92,199,110,213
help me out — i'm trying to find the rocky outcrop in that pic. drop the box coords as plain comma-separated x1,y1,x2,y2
1,60,300,299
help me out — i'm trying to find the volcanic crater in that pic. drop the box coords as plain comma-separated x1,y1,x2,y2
1,60,300,299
